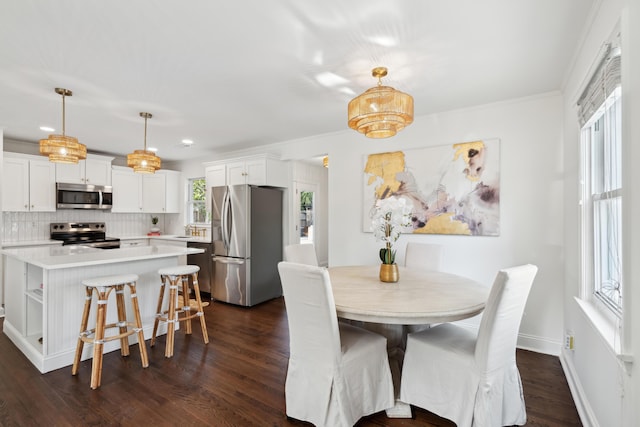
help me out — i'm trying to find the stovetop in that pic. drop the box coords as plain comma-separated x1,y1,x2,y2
50,222,120,247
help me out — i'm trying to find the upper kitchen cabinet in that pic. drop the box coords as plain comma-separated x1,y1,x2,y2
160,170,181,214
2,154,56,212
55,154,114,186
141,173,166,213
203,155,288,211
111,166,179,213
111,167,141,212
227,156,287,187
205,164,226,188
205,155,288,188
204,164,225,210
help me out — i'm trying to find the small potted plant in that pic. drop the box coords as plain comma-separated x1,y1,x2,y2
150,216,160,233
371,196,413,282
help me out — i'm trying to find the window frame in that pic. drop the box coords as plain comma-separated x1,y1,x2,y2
580,86,623,319
186,177,209,225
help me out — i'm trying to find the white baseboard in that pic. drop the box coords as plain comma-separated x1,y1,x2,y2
560,350,599,427
517,332,562,356
455,320,562,355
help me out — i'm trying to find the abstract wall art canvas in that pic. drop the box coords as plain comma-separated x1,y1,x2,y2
363,139,500,236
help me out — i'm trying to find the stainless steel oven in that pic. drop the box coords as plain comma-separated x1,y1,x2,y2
56,183,113,210
50,222,120,249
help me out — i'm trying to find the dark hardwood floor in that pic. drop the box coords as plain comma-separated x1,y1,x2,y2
0,297,581,426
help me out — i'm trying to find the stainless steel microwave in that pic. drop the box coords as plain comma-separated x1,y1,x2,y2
56,182,113,210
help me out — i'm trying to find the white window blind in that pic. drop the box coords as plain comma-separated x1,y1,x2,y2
577,43,621,126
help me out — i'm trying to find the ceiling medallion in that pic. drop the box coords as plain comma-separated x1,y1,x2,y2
127,112,161,174
39,88,87,164
347,67,414,138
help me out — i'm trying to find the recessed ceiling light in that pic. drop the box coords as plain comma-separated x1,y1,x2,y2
182,139,194,146
40,126,55,132
148,147,158,152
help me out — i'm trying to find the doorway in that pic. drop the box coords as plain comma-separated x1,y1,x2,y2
295,182,317,245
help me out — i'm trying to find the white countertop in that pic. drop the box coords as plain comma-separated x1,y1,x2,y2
120,235,211,244
1,244,205,270
150,235,211,244
1,240,64,248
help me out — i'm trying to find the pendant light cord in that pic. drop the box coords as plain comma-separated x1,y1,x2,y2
61,92,66,136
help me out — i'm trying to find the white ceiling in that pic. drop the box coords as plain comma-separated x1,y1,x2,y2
0,0,594,163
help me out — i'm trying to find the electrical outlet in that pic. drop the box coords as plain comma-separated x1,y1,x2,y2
564,333,575,350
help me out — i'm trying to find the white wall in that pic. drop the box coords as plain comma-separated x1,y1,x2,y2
203,93,566,355
560,0,635,425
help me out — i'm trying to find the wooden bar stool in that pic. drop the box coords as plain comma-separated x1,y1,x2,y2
151,265,209,358
71,274,149,389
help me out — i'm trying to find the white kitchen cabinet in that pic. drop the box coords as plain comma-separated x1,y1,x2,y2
160,170,181,214
206,164,226,187
111,167,142,212
227,158,281,186
226,161,248,185
2,155,56,212
205,164,225,210
142,173,166,213
111,166,177,213
55,154,114,186
202,155,287,213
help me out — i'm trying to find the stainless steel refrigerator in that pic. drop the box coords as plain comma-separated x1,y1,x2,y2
211,185,283,306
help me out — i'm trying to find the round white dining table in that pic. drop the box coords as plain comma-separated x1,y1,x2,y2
328,265,490,418
328,265,489,325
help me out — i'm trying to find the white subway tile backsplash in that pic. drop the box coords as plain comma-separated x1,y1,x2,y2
1,211,164,242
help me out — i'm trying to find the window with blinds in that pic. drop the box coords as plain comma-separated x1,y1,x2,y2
579,42,622,316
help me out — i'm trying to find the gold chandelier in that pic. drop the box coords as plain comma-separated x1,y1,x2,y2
127,112,161,174
347,67,414,138
39,88,87,164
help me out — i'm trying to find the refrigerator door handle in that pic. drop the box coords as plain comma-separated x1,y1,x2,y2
221,187,230,251
212,256,245,265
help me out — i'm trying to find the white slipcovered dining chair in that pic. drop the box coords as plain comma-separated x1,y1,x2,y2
400,264,538,427
284,243,319,266
277,262,394,427
404,242,443,271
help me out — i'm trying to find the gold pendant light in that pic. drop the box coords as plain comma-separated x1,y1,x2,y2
127,112,161,174
39,88,87,164
347,67,414,138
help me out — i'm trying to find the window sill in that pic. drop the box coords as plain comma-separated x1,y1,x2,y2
574,297,619,353
574,297,632,365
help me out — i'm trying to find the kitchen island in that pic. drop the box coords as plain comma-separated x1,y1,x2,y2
2,244,204,373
